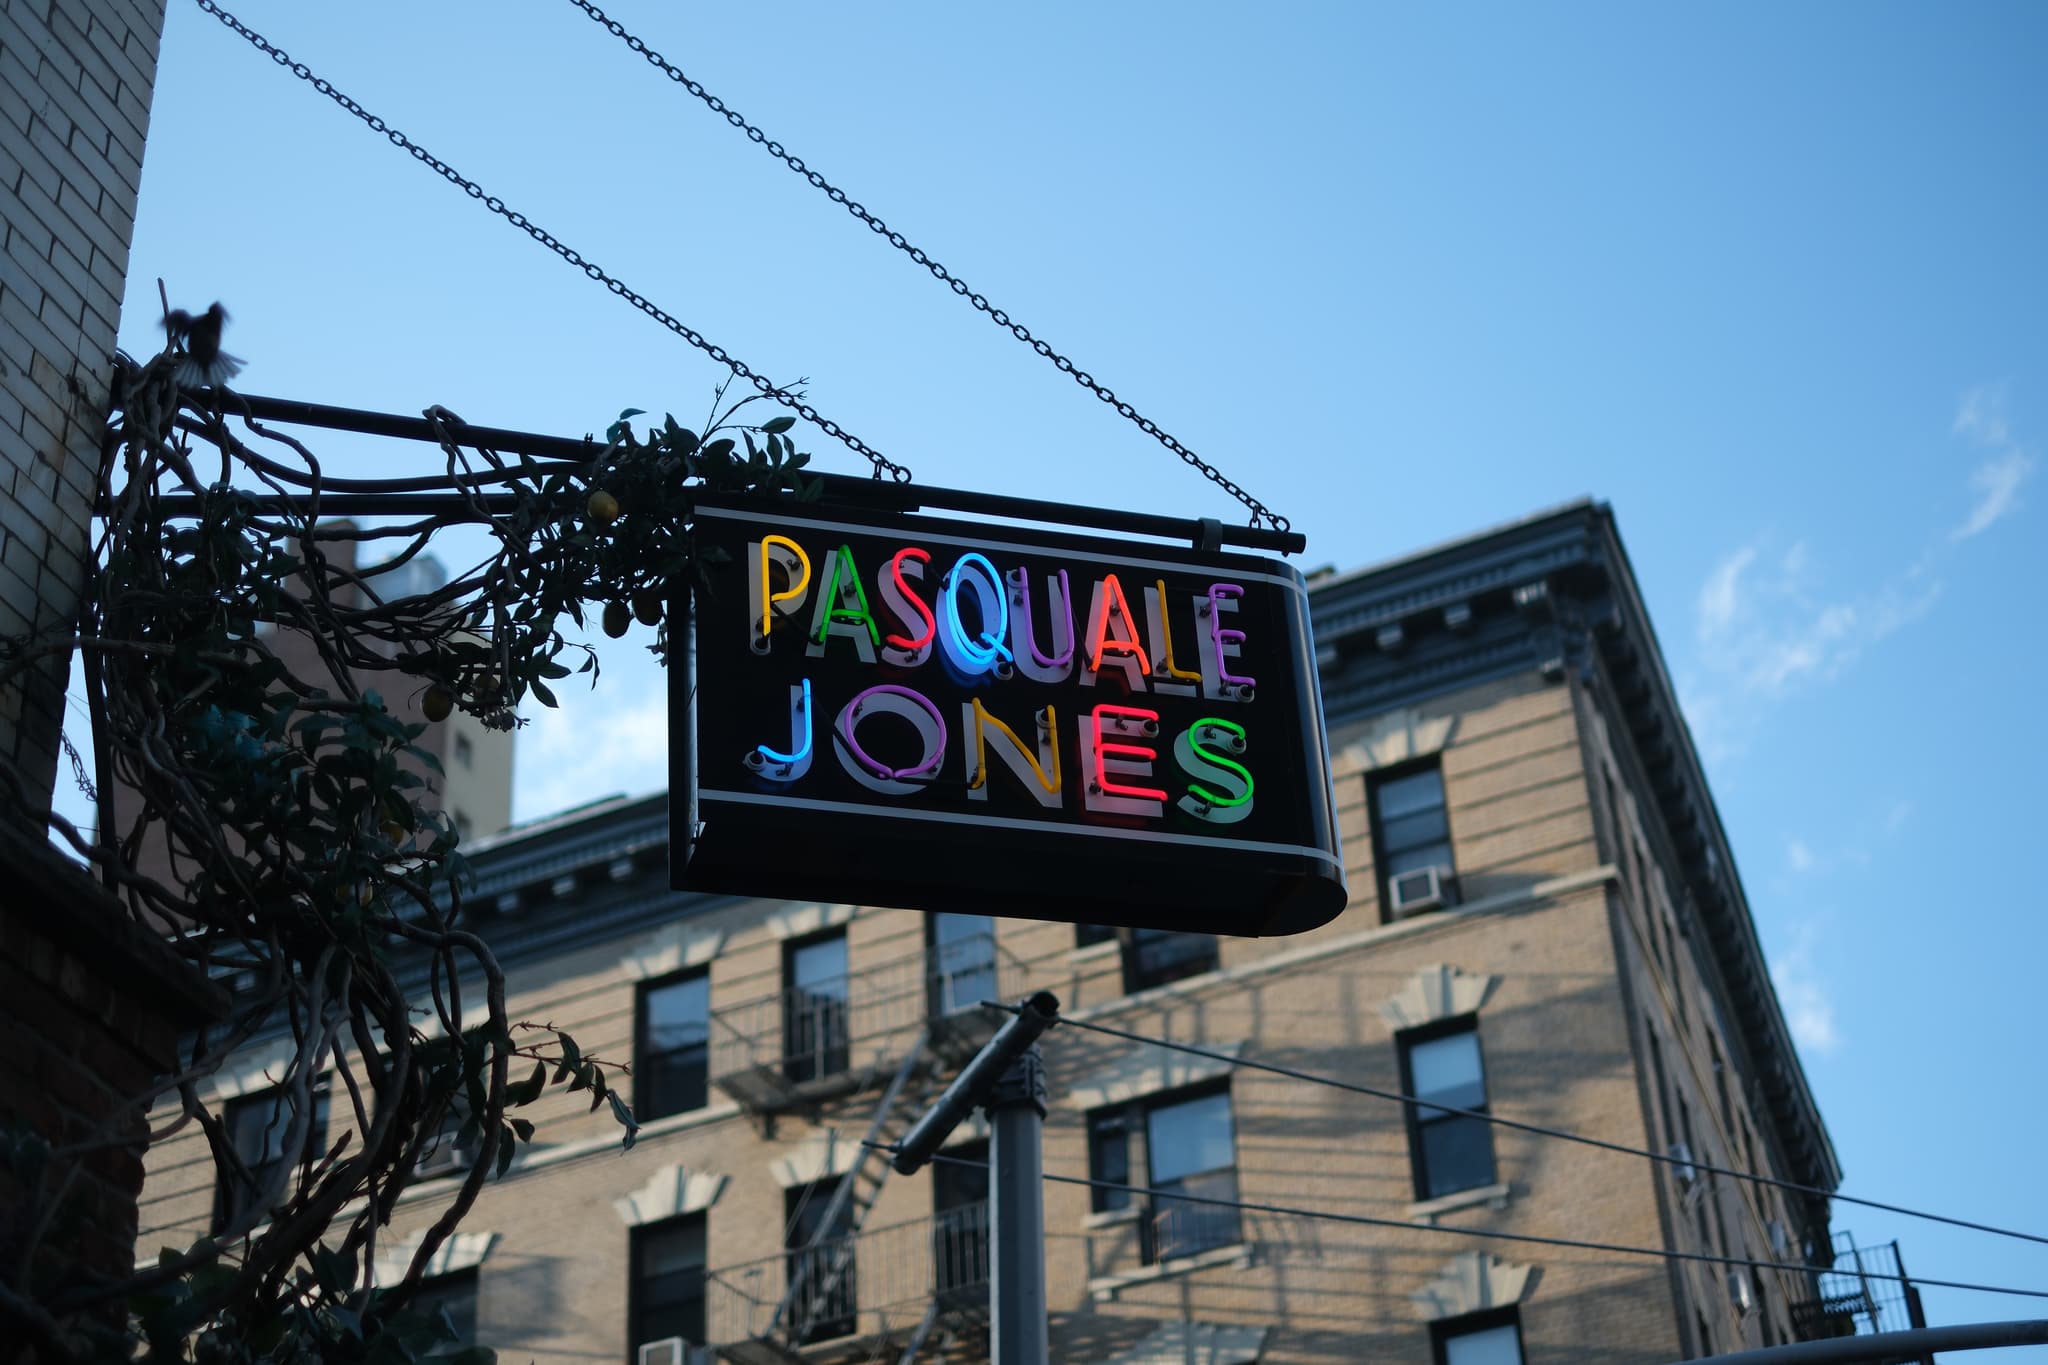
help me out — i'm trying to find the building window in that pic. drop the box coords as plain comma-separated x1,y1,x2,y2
453,732,473,767
932,1140,990,1303
1399,1018,1496,1200
1431,1307,1524,1365
411,1269,478,1344
783,931,850,1083
637,970,710,1120
1075,923,1117,949
1087,1086,1240,1263
214,1085,330,1232
785,1180,857,1342
929,913,997,1018
631,1214,706,1356
411,1095,476,1182
1372,761,1456,919
1125,928,1218,992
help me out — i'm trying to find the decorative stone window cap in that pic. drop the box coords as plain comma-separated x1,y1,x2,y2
1331,709,1458,776
618,923,727,981
205,1036,301,1102
769,1130,862,1188
1379,964,1497,1032
1061,1041,1243,1111
1101,1320,1268,1364
614,1165,729,1226
1412,1251,1533,1320
762,902,857,940
372,1230,497,1288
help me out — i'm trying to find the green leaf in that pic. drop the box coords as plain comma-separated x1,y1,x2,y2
529,676,558,709
506,1060,547,1106
509,1117,535,1142
495,1128,516,1178
763,415,795,434
608,1091,640,1150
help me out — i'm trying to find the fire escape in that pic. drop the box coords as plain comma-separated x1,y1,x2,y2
703,929,1019,1363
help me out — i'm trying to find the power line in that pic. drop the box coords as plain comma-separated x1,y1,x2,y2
562,0,1290,535
989,1004,2048,1252
189,0,910,485
905,1148,2048,1305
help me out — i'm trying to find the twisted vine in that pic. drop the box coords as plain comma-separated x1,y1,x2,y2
0,332,819,1362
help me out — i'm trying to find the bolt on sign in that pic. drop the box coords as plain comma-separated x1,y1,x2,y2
671,494,1346,935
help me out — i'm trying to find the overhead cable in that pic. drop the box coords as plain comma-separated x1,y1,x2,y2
989,1004,2048,1252
562,0,1291,534
906,1149,2048,1304
191,0,911,485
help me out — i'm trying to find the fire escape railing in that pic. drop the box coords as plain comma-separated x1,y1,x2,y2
708,934,1024,1109
704,1204,991,1354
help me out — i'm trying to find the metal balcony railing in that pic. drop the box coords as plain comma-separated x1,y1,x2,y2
709,935,1024,1113
704,1205,990,1359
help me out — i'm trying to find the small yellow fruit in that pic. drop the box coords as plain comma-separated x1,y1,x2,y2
632,591,663,626
380,820,407,845
587,489,621,524
603,601,633,638
421,686,453,723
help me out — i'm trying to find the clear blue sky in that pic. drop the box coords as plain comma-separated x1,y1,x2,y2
112,1,2046,1353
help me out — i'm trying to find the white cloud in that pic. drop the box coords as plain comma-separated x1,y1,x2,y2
1949,384,2035,541
1770,926,1841,1057
515,685,669,822
1786,839,1814,873
1884,800,1912,834
1696,546,1755,643
1952,449,2034,541
1953,383,2011,445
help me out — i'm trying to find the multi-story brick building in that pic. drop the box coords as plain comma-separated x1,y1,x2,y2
137,500,1851,1364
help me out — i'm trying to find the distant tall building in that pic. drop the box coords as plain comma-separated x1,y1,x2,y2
142,502,1907,1363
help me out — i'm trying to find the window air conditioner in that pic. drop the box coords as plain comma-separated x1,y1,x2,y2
637,1338,684,1365
412,1139,467,1179
1666,1142,1700,1190
1767,1219,1790,1258
1727,1270,1754,1314
1389,866,1459,918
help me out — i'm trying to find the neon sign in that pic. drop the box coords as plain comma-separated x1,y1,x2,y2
674,496,1345,936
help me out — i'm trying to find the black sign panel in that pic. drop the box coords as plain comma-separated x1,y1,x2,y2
671,494,1346,936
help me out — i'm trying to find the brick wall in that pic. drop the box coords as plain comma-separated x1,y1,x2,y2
0,820,223,1345
0,0,164,810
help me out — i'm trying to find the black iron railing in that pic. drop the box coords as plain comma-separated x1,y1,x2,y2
709,935,1022,1091
703,1205,990,1351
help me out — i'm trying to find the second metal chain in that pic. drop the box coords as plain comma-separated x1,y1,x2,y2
193,0,910,484
566,0,1289,532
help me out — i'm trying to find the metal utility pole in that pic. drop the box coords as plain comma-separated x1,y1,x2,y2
894,992,1061,1365
987,1040,1050,1365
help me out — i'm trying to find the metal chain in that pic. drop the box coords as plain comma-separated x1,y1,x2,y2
191,0,911,483
565,0,1289,532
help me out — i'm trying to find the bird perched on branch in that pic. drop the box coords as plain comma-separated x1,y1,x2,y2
164,301,244,389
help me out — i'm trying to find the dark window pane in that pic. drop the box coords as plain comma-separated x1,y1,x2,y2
785,1181,856,1342
1146,1092,1235,1186
1375,768,1446,820
1381,807,1450,852
412,1271,478,1345
1129,930,1217,990
1089,1111,1131,1212
1075,923,1117,948
931,913,996,1017
640,972,709,1119
785,934,850,1082
932,1142,989,1303
635,1216,706,1349
1420,1114,1496,1198
216,1088,329,1231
